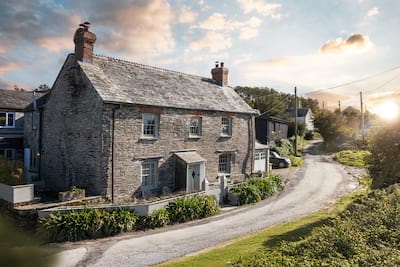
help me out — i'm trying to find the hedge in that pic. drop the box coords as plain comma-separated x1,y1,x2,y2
39,195,218,242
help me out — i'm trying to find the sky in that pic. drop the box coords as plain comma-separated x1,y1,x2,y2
1,0,400,111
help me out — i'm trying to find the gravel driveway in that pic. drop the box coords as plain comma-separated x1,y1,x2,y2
56,141,359,267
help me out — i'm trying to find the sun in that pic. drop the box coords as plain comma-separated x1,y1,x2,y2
376,101,399,120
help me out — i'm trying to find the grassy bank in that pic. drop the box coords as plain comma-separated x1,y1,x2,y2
158,188,366,267
333,149,370,168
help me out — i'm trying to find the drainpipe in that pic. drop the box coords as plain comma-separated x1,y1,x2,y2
250,115,255,174
111,105,121,204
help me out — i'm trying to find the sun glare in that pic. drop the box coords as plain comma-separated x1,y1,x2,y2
376,101,399,120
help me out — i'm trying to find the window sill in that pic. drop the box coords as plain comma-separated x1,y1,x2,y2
188,135,201,139
218,173,231,177
140,136,158,141
220,134,232,138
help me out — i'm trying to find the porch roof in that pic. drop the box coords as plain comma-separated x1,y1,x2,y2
174,151,206,164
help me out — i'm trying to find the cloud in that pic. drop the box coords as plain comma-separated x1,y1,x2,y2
0,0,80,53
197,13,262,41
178,7,198,24
320,33,372,54
86,0,175,60
237,0,281,18
0,56,23,73
0,79,13,89
367,7,379,17
188,32,232,52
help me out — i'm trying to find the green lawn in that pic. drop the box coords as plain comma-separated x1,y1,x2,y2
333,149,371,168
158,190,365,267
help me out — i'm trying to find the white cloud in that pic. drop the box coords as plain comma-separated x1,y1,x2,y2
320,33,372,54
88,0,175,60
197,13,262,41
237,0,281,18
367,7,379,17
178,7,198,24
188,31,232,52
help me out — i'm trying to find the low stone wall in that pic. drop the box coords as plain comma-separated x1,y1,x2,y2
0,183,34,204
38,191,208,218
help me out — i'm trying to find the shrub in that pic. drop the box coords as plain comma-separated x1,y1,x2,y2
288,155,304,167
39,208,138,242
0,156,26,186
230,175,284,205
166,195,218,223
144,208,170,229
334,149,370,168
229,184,400,266
368,123,400,188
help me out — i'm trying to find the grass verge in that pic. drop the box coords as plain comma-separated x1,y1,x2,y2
333,149,370,168
158,187,367,267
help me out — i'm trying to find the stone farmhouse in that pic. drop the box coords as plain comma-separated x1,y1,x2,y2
32,23,259,202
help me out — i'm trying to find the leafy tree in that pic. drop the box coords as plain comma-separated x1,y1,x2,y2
368,122,400,188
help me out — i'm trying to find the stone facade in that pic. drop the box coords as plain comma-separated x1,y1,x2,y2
102,104,254,201
41,57,104,195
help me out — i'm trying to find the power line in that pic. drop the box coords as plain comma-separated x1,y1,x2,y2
364,71,400,94
307,65,400,94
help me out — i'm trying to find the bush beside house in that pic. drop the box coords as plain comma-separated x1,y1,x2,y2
229,175,283,205
39,195,218,242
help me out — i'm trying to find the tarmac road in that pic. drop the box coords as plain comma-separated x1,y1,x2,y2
56,141,359,267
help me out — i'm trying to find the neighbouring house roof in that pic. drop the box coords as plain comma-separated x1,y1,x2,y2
78,55,257,114
257,113,289,124
174,151,206,164
285,108,310,118
0,89,33,111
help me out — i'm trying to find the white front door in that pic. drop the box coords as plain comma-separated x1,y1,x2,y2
187,164,201,192
254,151,266,172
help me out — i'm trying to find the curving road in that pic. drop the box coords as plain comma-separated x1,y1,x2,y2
57,141,359,267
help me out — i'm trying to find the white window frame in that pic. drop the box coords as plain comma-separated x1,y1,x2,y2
141,113,159,139
0,112,15,128
218,153,231,174
189,117,202,137
221,117,232,137
141,160,158,189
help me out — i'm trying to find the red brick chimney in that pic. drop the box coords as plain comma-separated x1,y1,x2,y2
211,61,229,86
73,22,96,63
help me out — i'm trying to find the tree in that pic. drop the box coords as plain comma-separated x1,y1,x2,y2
368,122,400,188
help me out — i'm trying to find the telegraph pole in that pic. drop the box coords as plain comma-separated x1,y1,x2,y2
294,87,298,156
360,91,365,144
338,100,341,113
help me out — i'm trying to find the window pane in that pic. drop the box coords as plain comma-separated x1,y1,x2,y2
219,154,231,173
190,117,201,136
221,117,231,136
142,160,157,188
142,113,158,137
7,113,14,127
0,113,5,127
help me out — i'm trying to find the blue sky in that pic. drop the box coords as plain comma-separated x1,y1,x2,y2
1,0,400,109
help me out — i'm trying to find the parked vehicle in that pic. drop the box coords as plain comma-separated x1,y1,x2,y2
270,151,291,168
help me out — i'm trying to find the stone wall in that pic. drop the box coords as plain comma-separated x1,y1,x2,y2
41,55,104,195
102,104,255,202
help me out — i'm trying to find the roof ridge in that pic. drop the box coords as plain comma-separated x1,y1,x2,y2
94,54,213,82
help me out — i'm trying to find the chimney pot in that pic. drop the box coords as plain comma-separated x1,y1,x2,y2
74,22,96,63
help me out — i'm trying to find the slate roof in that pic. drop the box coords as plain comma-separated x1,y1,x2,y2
78,55,257,114
174,151,206,164
0,89,32,110
285,108,310,118
257,113,289,124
